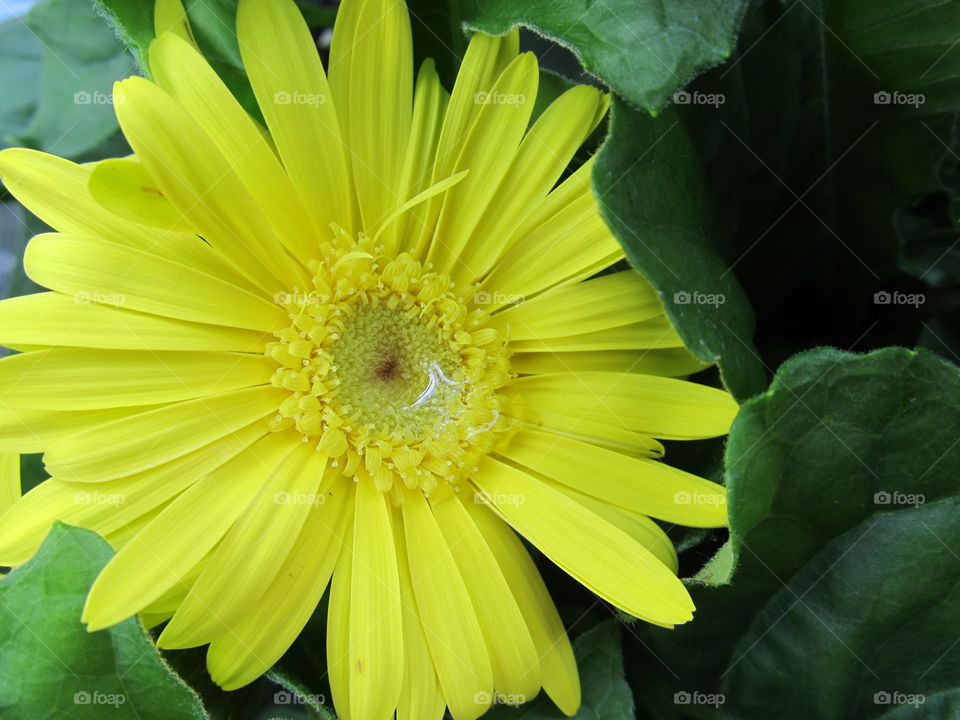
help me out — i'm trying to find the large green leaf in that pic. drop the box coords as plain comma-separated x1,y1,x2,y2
0,523,208,719
628,347,960,718
464,0,749,113
679,0,960,363
593,99,765,401
485,620,634,719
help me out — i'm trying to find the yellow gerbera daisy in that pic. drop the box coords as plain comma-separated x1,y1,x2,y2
0,0,737,717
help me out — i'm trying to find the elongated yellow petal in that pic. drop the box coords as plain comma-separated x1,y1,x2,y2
510,372,739,440
428,52,539,278
43,385,286,482
432,492,540,701
24,233,286,332
0,454,19,514
390,59,448,257
411,29,519,255
499,430,727,527
0,349,273,410
508,318,684,353
82,431,292,630
510,348,710,377
463,500,580,716
150,32,319,262
0,405,150,454
159,443,326,648
473,456,695,625
0,149,246,285
153,0,194,44
460,85,608,277
113,76,305,292
0,421,266,566
237,0,354,235
327,514,355,720
0,293,270,352
329,0,412,231
349,477,404,718
402,491,493,720
208,475,352,690
87,157,194,232
479,190,623,309
561,488,678,574
492,271,662,340
392,507,446,720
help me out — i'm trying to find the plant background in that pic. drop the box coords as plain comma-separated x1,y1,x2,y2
1,0,959,718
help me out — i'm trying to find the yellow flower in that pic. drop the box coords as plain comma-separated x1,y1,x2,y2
0,0,738,717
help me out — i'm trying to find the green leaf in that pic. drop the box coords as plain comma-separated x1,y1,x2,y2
90,0,155,74
485,620,634,719
0,18,43,149
0,523,208,719
464,0,749,113
593,99,765,401
628,347,960,718
14,0,134,159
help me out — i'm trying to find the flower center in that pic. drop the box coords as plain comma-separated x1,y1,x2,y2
265,227,513,498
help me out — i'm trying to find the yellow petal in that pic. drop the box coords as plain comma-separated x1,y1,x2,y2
510,371,739,440
507,318,684,353
0,454,19,513
208,475,351,690
159,444,326,648
0,405,149,454
499,430,727,527
329,0,412,231
392,507,446,720
510,348,710,377
492,271,662,340
0,420,267,566
0,349,273,409
82,431,292,630
149,32,319,262
433,492,540,701
237,0,354,235
349,477,404,718
24,233,286,332
459,85,608,278
0,292,270,352
153,0,195,45
472,456,694,625
463,500,580,716
428,52,540,279
479,187,623,309
87,156,193,232
410,29,519,255
327,514,355,720
113,76,305,292
402,491,493,720
43,385,286,482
